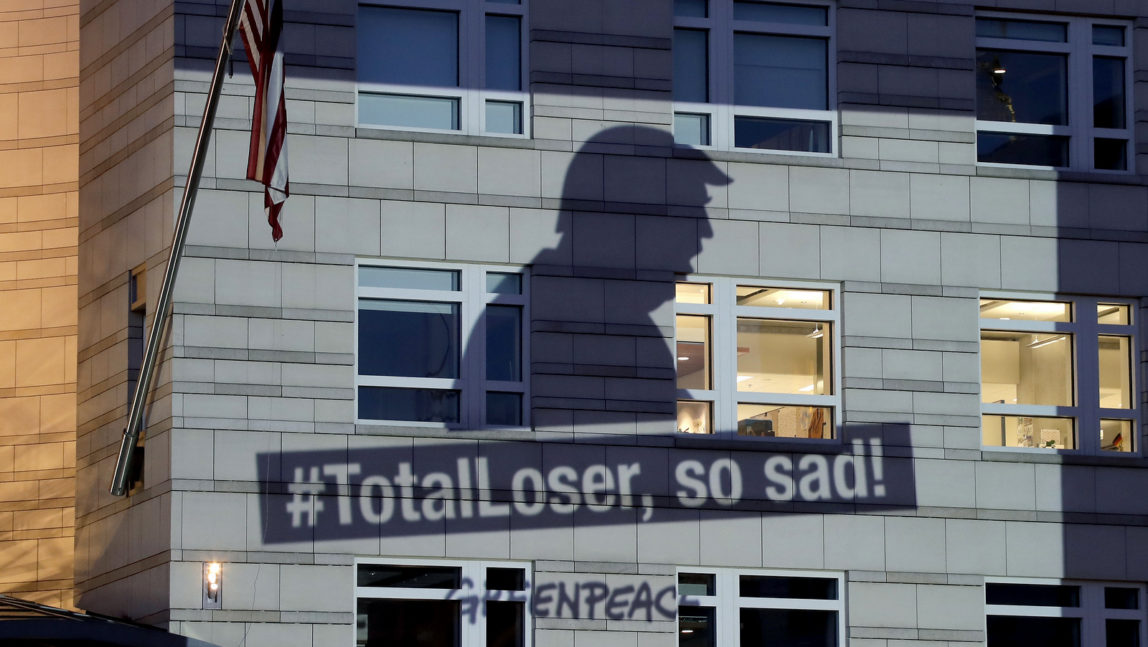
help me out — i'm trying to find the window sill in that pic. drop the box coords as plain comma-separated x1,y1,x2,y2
675,433,843,453
355,124,535,148
355,422,536,440
981,448,1147,468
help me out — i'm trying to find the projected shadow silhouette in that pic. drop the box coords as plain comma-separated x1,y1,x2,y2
257,126,918,554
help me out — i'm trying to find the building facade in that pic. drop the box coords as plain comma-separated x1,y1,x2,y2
0,0,78,611
67,0,1148,646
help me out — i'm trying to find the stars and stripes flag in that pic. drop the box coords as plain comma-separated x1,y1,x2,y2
239,0,289,241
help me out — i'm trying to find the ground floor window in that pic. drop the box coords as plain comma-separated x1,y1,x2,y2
986,580,1145,647
356,559,531,647
678,568,844,646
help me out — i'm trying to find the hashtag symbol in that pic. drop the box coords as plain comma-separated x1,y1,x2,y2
286,466,326,528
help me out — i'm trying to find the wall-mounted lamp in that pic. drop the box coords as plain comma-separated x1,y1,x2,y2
203,562,223,609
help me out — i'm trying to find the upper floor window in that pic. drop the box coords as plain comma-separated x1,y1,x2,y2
980,296,1137,454
357,0,528,136
673,0,836,155
675,279,839,439
356,261,529,429
975,14,1132,171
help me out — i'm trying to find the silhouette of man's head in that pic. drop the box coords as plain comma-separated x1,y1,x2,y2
550,125,731,275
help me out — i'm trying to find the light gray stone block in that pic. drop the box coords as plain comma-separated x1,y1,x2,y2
445,204,510,262
825,515,885,571
349,139,413,189
880,229,940,285
791,167,849,215
851,170,909,220
380,200,446,260
976,462,1036,511
315,197,381,255
413,143,478,193
939,233,1000,289
910,174,969,222
848,582,916,628
821,226,880,282
843,292,912,339
695,219,758,276
727,162,787,212
479,147,542,198
916,584,983,631
970,177,1029,226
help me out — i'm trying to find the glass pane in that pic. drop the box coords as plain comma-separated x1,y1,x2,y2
987,583,1080,606
359,266,459,290
1106,587,1140,609
734,1,828,25
487,568,526,591
1094,25,1125,46
675,282,711,304
679,605,716,647
487,305,522,381
677,400,712,435
486,101,523,135
979,299,1070,322
981,415,1075,450
674,113,711,146
359,300,459,378
737,319,830,395
978,132,1069,167
1098,304,1131,324
1094,56,1126,128
487,601,525,647
1096,138,1128,171
1107,620,1140,647
678,573,715,596
1101,419,1134,453
359,93,460,130
739,576,838,600
357,564,462,588
358,7,458,87
980,331,1073,406
674,29,709,102
487,392,522,426
677,315,711,390
675,0,708,17
987,616,1080,647
976,50,1066,125
1099,335,1132,409
976,18,1067,42
739,404,832,439
486,15,521,91
735,34,827,109
356,598,460,647
487,272,522,294
489,0,520,3
359,386,461,423
735,116,830,152
741,608,837,647
736,286,829,309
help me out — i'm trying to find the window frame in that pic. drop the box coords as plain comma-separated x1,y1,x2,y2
354,258,530,429
354,557,534,647
974,11,1133,172
356,0,530,138
978,292,1139,456
985,577,1147,647
677,567,846,646
675,277,841,440
673,0,839,156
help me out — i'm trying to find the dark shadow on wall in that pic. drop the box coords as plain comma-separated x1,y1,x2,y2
255,126,919,547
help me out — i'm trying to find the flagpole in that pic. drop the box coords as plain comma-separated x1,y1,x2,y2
110,0,247,496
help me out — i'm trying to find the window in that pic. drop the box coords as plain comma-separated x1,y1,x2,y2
673,0,836,154
675,279,839,439
975,14,1132,170
356,559,531,647
980,297,1137,454
357,0,528,136
678,568,844,646
356,261,528,428
986,580,1146,647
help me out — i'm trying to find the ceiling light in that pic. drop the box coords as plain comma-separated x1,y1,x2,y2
1028,335,1065,349
678,356,690,361
799,384,815,392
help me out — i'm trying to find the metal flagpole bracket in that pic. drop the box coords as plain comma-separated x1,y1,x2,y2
109,0,247,496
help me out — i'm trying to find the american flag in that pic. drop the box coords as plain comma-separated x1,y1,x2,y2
239,0,289,241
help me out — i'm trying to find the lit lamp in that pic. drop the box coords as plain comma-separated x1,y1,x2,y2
203,562,223,609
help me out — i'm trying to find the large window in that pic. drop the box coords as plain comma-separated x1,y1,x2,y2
678,568,844,646
357,0,528,136
356,559,531,647
675,279,839,439
986,580,1145,647
980,297,1137,454
356,261,528,428
673,0,836,154
975,14,1132,170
